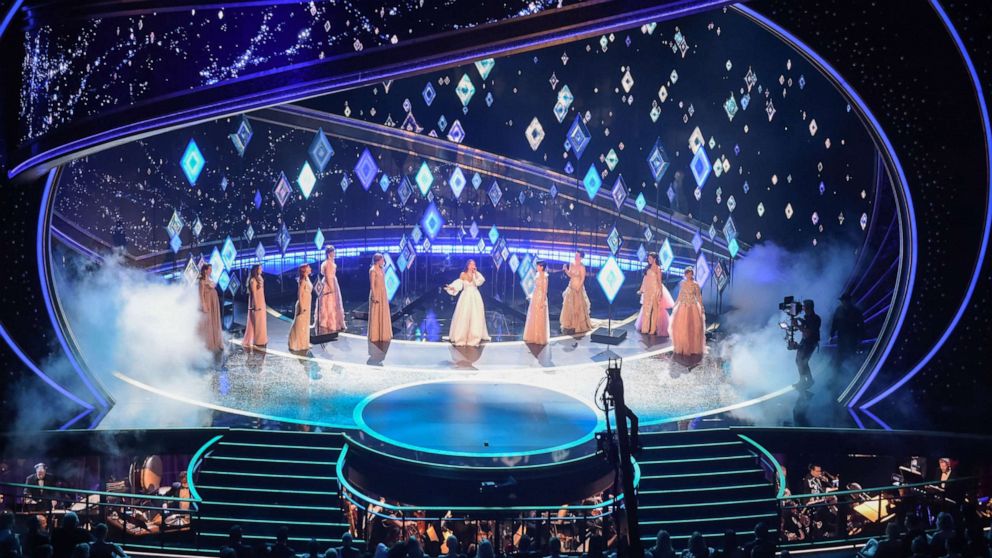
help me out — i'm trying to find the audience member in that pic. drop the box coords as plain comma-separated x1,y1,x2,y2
0,512,21,558
70,544,90,558
586,535,606,558
270,528,295,558
405,536,424,558
911,536,930,558
714,530,744,558
903,515,926,558
965,528,991,558
23,516,51,558
321,550,337,558
52,513,93,558
929,513,957,558
371,543,388,558
337,534,360,558
88,524,126,558
743,523,775,558
683,532,711,558
474,539,494,558
35,545,54,558
544,536,561,558
941,537,963,558
647,530,676,558
441,536,463,558
220,548,237,558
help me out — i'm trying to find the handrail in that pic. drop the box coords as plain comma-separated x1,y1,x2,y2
0,482,198,503
778,476,975,501
187,434,224,502
736,434,786,499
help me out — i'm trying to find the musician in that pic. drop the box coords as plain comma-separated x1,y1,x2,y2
25,463,60,504
802,465,838,539
934,458,963,506
803,464,833,495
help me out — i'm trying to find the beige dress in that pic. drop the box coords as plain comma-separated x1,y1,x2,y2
636,266,675,336
670,279,706,356
288,277,313,351
523,271,550,344
560,263,593,333
242,276,268,346
198,278,223,352
368,266,392,343
318,259,346,333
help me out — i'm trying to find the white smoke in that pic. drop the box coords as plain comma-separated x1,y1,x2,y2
54,253,216,429
714,241,859,424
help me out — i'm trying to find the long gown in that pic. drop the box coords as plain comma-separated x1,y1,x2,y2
560,263,593,333
445,272,490,347
523,271,550,344
670,278,706,355
288,277,312,351
198,278,223,352
242,276,268,347
318,259,346,333
368,266,392,343
636,266,675,336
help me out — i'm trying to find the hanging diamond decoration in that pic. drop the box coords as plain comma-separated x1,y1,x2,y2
647,138,671,182
297,162,317,199
606,226,622,255
583,164,602,200
313,228,325,251
449,167,466,199
308,128,334,172
244,223,254,242
446,120,466,143
276,224,291,254
728,237,740,259
475,58,495,79
525,117,545,151
180,139,205,186
398,177,413,206
472,172,483,190
420,202,444,240
274,172,292,208
596,256,626,304
255,242,266,262
229,116,253,157
724,94,739,121
611,175,628,210
659,238,674,271
488,180,503,207
354,148,379,191
723,216,738,241
695,252,711,288
488,225,500,244
167,210,183,238
567,115,592,159
469,221,480,239
690,147,712,188
415,162,433,196
422,82,436,106
785,203,794,219
221,236,237,269
692,230,703,253
455,74,476,106
169,234,182,254
605,149,619,171
635,192,647,213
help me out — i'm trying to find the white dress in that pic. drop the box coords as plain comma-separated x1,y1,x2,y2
444,272,490,347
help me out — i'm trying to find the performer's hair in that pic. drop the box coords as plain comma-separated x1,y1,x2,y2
250,264,262,279
575,250,585,258
298,263,310,279
372,253,384,264
646,252,659,273
199,264,211,280
683,266,694,276
325,245,336,257
536,260,546,270
463,258,476,272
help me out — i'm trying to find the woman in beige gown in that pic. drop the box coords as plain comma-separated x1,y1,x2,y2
318,246,346,334
198,264,223,352
367,254,392,343
523,261,550,345
288,264,313,351
670,267,706,356
560,251,593,333
242,264,268,347
636,252,675,337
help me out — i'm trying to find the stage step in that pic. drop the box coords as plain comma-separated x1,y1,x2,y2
192,429,350,545
634,429,778,543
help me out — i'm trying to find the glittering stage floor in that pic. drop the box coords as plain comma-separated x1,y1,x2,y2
104,308,797,433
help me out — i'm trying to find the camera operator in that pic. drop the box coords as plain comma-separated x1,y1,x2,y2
795,299,820,389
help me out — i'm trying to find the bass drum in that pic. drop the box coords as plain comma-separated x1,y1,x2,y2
129,455,163,493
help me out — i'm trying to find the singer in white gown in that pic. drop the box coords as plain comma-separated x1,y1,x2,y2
443,259,491,347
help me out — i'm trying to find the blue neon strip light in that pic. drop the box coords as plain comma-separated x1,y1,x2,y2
0,321,93,410
731,5,918,412
859,0,992,410
186,434,224,502
37,169,110,412
0,0,23,39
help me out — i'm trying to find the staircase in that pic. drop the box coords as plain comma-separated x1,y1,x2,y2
635,429,779,546
194,429,352,548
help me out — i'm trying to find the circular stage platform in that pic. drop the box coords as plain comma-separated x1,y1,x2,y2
354,380,602,457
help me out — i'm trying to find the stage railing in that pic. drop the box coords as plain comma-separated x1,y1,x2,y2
0,482,201,551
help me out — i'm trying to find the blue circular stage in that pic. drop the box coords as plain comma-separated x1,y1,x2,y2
354,380,602,457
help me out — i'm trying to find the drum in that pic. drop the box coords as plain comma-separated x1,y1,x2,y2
129,455,163,493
